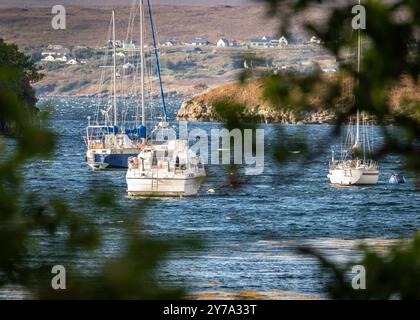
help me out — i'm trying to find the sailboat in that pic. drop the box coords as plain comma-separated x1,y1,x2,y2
327,4,380,186
125,0,206,196
84,10,145,170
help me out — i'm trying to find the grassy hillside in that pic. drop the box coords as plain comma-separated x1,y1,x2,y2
0,0,253,7
32,45,333,97
0,4,328,48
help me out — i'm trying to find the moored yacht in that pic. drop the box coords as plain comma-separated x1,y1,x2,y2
327,5,379,186
125,0,206,196
84,10,145,170
126,138,206,196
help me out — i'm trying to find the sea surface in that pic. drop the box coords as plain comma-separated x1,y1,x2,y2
2,97,420,299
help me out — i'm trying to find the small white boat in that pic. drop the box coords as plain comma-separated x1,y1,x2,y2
126,139,206,196
389,173,406,184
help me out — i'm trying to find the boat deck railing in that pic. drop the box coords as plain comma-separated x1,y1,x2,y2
329,159,378,170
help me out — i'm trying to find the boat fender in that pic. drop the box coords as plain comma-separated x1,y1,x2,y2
158,160,165,169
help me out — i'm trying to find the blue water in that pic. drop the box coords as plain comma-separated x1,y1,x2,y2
12,97,420,299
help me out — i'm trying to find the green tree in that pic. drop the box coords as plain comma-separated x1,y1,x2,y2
0,38,43,134
74,47,93,60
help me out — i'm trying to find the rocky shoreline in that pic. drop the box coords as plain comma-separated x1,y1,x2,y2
177,99,337,124
176,78,340,124
176,76,419,124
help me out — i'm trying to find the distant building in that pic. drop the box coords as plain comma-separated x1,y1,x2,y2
249,38,271,47
42,55,56,62
309,36,321,44
279,36,288,47
217,38,230,47
184,38,209,46
322,66,337,73
160,40,178,46
47,44,64,50
41,50,71,63
106,40,124,49
66,59,78,65
41,45,68,57
230,39,241,47
113,52,126,58
123,41,137,49
55,55,67,62
249,36,288,47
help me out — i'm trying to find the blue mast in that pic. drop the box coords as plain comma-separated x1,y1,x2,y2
146,0,168,122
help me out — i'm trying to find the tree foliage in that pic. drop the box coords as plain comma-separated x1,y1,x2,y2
0,38,43,134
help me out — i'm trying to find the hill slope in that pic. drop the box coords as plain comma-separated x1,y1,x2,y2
0,4,328,48
177,76,420,124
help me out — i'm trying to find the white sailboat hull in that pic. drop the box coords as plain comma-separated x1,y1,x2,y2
328,167,379,185
126,170,205,196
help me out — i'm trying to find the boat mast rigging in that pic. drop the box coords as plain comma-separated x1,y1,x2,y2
140,0,146,127
112,10,118,127
146,0,168,122
353,0,361,152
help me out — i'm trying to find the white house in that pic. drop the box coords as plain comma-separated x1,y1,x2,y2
122,41,137,49
113,52,126,58
161,40,177,46
322,66,337,73
47,44,64,50
106,40,124,49
66,59,78,65
42,55,56,62
309,36,321,44
184,38,209,46
217,38,230,47
249,38,271,47
55,55,67,62
250,36,288,47
279,36,288,47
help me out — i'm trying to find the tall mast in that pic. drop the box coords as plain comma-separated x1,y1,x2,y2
140,0,145,126
354,0,361,150
112,10,118,127
146,0,168,122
